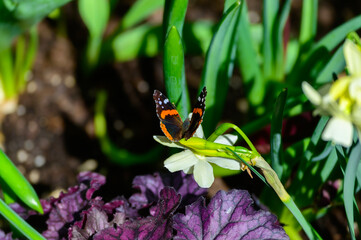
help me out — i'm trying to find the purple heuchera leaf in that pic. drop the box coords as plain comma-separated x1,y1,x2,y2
173,189,289,240
42,172,105,239
0,230,16,240
129,172,206,210
93,187,181,240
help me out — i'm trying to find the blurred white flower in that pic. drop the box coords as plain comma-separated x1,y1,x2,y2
302,38,361,147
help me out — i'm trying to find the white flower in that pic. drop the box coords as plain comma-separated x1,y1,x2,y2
154,125,241,188
302,38,361,147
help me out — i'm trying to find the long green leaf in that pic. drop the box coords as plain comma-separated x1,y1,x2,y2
163,0,188,38
273,0,291,79
0,198,45,240
344,142,361,239
78,0,109,38
164,26,190,119
0,149,42,213
262,0,279,79
315,44,345,84
299,0,318,52
236,1,264,106
200,1,242,136
122,0,164,30
270,89,287,179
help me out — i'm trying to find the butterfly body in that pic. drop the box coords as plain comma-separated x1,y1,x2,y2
153,87,207,141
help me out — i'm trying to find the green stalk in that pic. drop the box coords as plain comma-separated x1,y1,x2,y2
207,122,257,153
0,48,16,98
0,198,45,240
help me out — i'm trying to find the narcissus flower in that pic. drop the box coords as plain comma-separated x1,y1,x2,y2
302,38,361,147
154,126,241,188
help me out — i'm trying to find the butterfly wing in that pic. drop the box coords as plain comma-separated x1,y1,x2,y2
153,90,183,141
184,86,207,139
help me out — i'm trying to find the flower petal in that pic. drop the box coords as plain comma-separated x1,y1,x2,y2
153,135,185,149
302,81,322,106
344,39,361,75
207,157,240,170
164,150,198,172
214,134,238,145
322,117,353,147
193,124,204,139
193,160,214,188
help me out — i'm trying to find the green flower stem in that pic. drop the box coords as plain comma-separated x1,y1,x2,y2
254,156,320,240
207,123,257,153
0,48,16,99
0,198,45,240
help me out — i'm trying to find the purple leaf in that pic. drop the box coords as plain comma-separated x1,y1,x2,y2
0,230,15,240
94,187,181,240
173,189,289,240
129,172,206,210
42,172,106,239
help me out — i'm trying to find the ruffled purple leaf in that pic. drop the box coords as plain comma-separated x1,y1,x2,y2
0,230,16,240
173,189,289,240
129,172,206,210
42,172,105,239
93,187,181,240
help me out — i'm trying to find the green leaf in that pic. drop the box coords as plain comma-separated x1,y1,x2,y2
200,1,242,136
270,89,287,179
290,15,361,84
262,0,279,79
236,1,264,106
163,0,188,38
273,0,291,79
78,0,109,37
0,0,71,50
122,0,164,30
343,142,361,239
164,26,190,119
315,44,345,84
299,0,318,52
0,198,45,240
0,149,42,213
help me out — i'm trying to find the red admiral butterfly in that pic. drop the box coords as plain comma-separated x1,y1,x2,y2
153,87,207,142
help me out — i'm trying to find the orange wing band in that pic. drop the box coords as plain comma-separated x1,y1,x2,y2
193,108,203,116
160,109,179,119
160,122,174,141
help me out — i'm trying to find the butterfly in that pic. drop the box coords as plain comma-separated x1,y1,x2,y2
153,87,207,142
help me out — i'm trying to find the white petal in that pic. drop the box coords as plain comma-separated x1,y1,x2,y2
302,81,322,106
193,160,214,188
164,150,198,172
206,157,240,170
322,117,353,147
349,78,361,105
214,134,238,145
193,124,204,138
153,136,185,149
182,166,193,174
344,39,361,75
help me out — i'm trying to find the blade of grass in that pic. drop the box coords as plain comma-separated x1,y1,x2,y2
0,198,45,240
270,89,287,180
262,0,279,79
0,149,42,213
163,0,188,38
164,26,190,119
273,0,291,80
343,142,361,239
236,1,264,106
299,0,318,52
200,1,242,136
